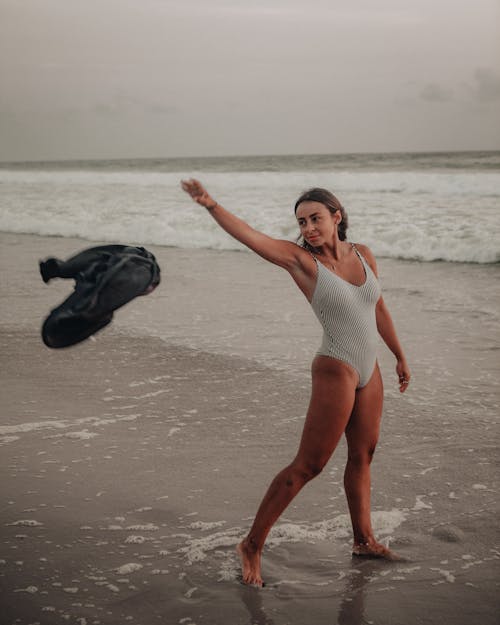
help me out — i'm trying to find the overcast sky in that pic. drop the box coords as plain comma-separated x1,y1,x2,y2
1,0,499,161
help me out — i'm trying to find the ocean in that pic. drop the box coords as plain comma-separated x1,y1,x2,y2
1,150,499,264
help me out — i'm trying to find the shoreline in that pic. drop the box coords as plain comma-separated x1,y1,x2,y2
2,229,499,266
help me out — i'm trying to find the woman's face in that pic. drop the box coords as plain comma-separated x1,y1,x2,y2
296,201,337,247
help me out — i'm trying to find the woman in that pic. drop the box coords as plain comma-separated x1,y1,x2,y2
181,179,410,587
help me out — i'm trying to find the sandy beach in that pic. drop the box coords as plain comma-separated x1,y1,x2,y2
1,232,499,625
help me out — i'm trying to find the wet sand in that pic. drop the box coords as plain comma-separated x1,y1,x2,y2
1,232,499,625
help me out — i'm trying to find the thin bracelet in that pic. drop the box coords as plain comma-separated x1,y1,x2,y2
206,201,218,211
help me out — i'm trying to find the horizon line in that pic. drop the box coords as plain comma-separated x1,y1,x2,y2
1,148,499,166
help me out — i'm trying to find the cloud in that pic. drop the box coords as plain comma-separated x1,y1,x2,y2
420,70,500,106
472,68,500,102
91,94,179,116
420,83,453,102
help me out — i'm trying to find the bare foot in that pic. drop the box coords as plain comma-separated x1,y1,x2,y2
237,539,263,587
352,539,403,561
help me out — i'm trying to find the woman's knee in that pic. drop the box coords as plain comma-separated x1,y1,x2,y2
347,443,377,467
287,456,329,485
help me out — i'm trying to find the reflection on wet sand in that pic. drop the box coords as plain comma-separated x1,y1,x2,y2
239,582,276,625
338,560,381,625
238,559,386,625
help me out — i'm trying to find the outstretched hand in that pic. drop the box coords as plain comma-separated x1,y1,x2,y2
396,359,411,393
181,178,216,209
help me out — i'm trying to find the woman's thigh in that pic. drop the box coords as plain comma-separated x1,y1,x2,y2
294,356,358,467
345,363,384,454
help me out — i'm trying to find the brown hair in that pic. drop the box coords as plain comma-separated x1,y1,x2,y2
294,187,349,251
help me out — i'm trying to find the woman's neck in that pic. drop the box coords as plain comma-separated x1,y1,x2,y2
317,236,346,261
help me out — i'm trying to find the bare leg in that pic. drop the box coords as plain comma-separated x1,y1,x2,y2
238,356,358,586
343,364,401,560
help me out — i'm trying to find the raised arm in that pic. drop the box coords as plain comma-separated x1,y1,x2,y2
356,244,411,393
181,179,303,270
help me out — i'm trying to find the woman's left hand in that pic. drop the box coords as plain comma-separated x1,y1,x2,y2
396,359,411,393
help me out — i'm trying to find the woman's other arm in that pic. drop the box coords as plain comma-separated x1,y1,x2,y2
375,297,411,392
356,244,411,393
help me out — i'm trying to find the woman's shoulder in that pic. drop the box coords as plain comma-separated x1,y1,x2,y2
352,242,373,257
271,240,317,273
351,242,378,274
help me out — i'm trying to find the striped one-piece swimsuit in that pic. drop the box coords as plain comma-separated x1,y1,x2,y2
310,244,381,388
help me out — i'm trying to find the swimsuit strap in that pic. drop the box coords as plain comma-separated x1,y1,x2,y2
350,242,368,267
350,242,361,258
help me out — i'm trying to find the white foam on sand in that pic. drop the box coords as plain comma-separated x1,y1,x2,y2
413,495,433,511
188,521,226,531
116,563,143,575
64,430,98,440
178,527,241,565
0,420,70,434
270,509,405,547
14,586,38,593
129,374,172,388
431,568,456,583
125,535,155,544
178,509,407,570
0,414,141,443
0,435,20,445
